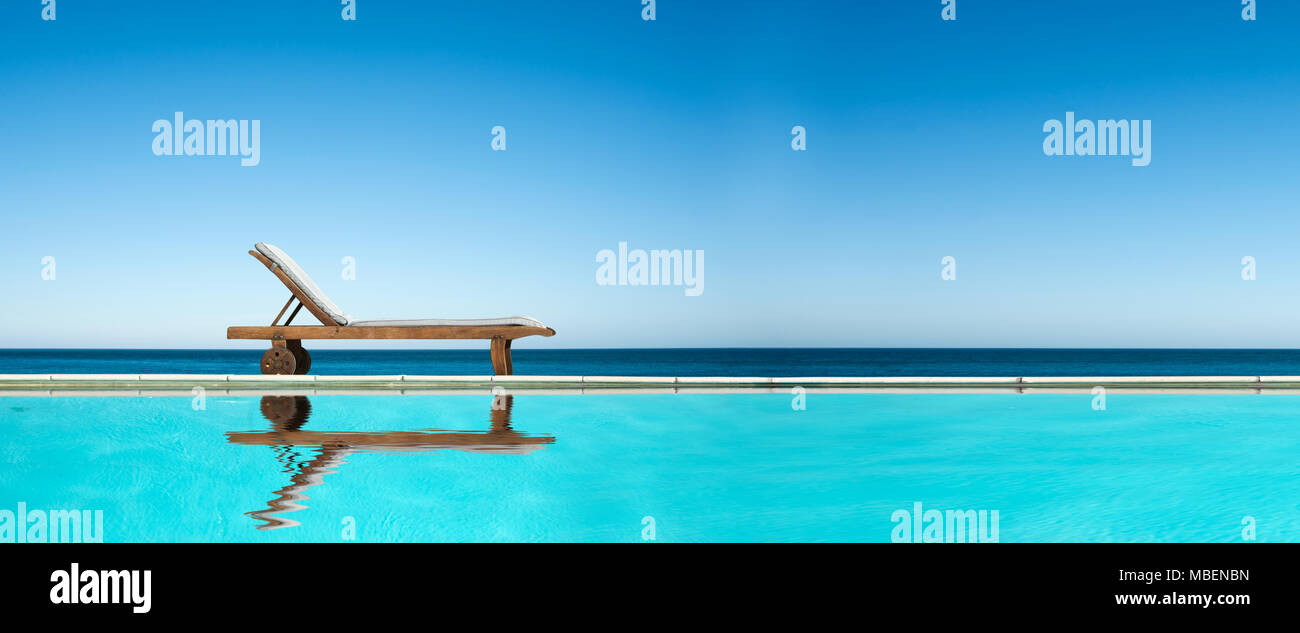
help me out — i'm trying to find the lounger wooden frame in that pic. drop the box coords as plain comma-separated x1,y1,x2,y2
228,250,555,375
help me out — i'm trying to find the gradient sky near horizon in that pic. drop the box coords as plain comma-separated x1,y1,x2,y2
1,1,1298,349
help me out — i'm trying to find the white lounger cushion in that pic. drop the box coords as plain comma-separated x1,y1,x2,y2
348,317,548,328
255,242,356,325
255,243,548,330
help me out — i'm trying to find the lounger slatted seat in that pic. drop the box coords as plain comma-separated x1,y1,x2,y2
227,242,555,375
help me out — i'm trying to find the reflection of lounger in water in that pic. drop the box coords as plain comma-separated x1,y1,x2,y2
230,395,552,530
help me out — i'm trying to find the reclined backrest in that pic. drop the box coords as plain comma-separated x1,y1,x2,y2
254,242,354,326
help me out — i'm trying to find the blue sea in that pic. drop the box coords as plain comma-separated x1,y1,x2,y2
2,348,1300,376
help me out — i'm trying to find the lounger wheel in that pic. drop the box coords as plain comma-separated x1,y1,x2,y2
260,347,297,375
287,342,311,374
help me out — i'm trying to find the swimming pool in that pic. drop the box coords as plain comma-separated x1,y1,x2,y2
1,391,1295,542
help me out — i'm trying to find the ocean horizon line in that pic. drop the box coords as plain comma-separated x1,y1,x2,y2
3,347,1300,352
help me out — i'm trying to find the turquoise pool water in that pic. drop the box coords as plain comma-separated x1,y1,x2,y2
1,392,1295,542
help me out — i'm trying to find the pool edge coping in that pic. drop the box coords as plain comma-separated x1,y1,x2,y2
0,374,1297,394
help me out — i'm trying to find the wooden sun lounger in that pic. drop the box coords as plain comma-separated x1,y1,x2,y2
227,244,555,375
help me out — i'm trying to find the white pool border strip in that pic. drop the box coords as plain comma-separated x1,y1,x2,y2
0,374,1294,395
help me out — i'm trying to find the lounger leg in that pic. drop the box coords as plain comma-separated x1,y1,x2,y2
490,336,513,376
490,337,503,375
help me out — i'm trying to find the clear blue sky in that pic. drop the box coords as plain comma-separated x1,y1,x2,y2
1,1,1297,349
